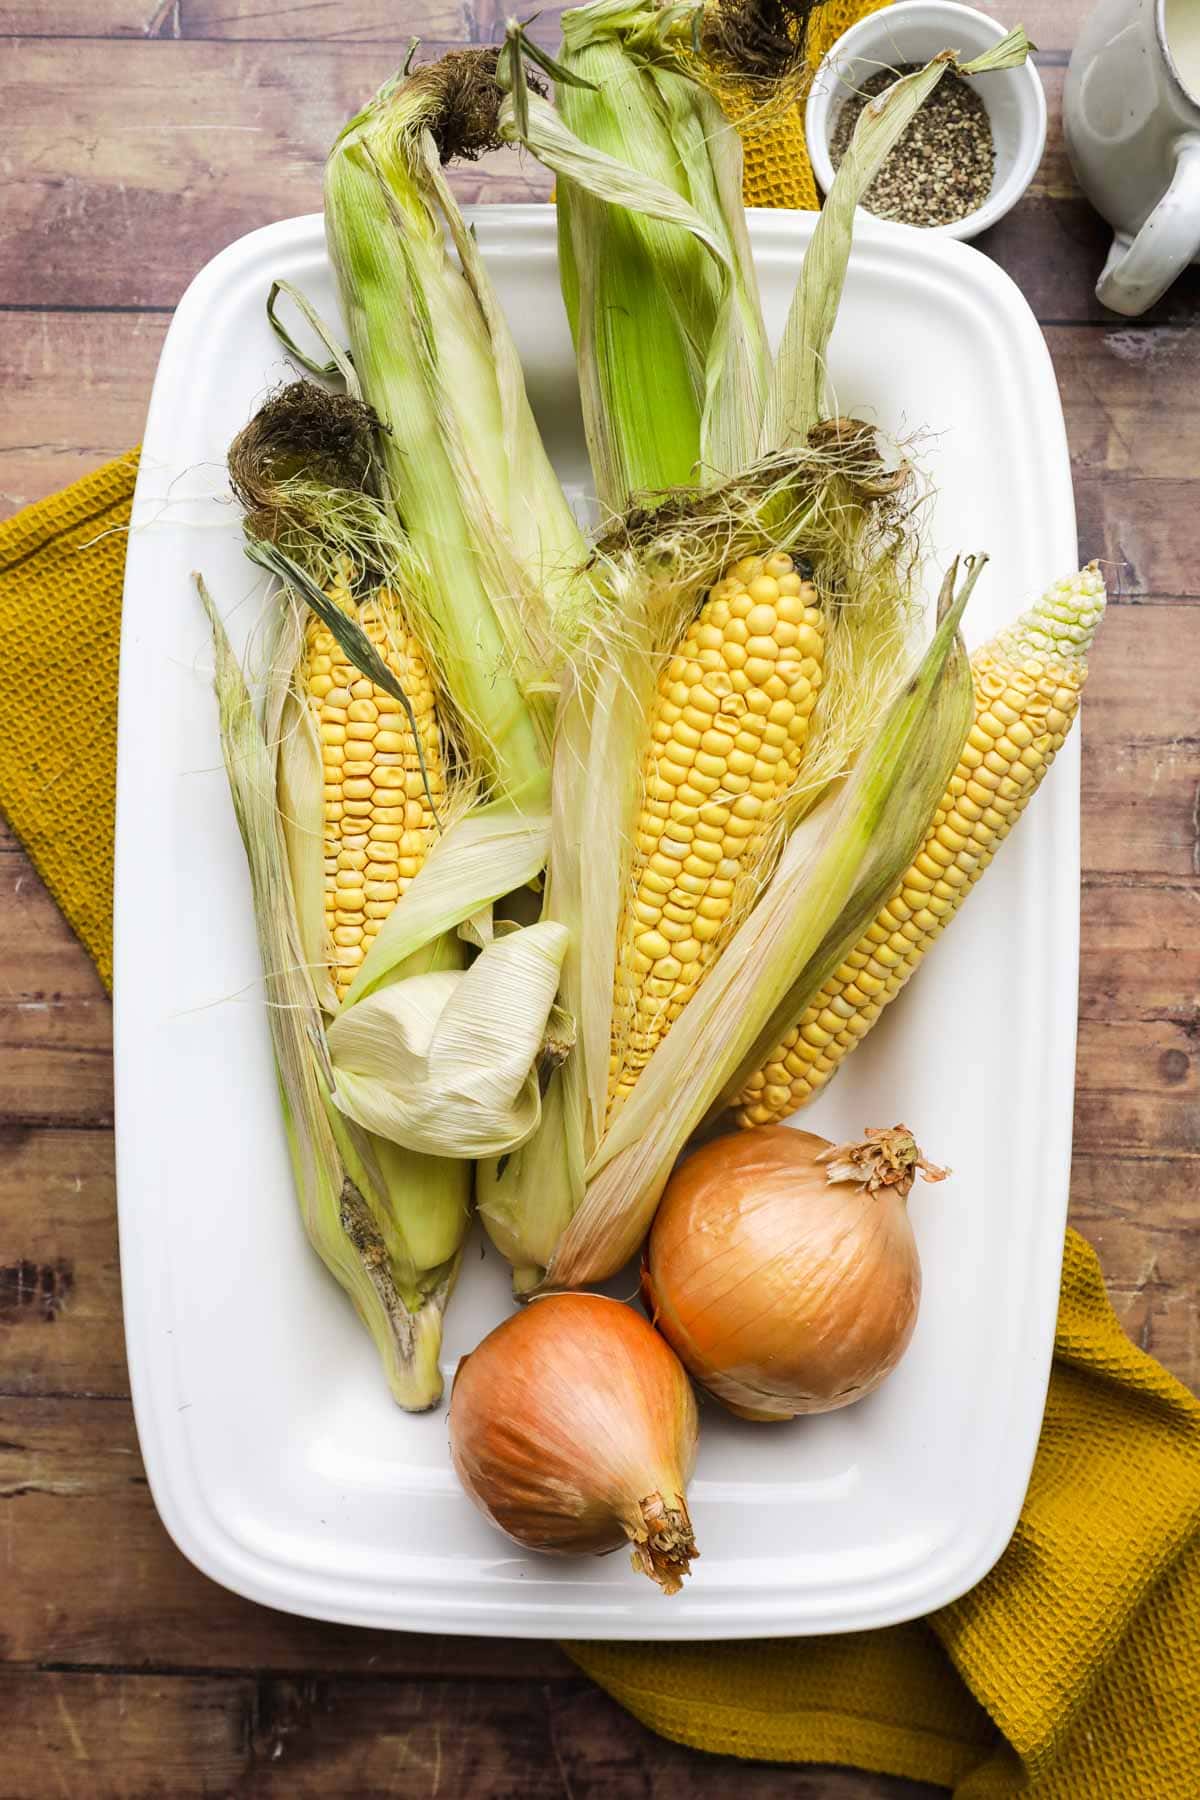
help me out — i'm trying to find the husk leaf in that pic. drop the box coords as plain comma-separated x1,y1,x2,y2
763,31,1033,450
339,777,551,1008
327,920,571,1158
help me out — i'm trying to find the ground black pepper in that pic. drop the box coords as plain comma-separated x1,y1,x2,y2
828,64,995,228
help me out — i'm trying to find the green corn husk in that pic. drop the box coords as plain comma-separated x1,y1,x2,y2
761,30,1034,451
504,13,1033,488
323,49,592,799
501,3,778,510
478,36,1032,1289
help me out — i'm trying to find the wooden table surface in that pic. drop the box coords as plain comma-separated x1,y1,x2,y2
2,0,1198,1792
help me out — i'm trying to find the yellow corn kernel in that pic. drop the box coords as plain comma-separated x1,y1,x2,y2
608,553,824,1115
300,591,445,1002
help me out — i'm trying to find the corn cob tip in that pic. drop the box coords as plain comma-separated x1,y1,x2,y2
994,562,1107,668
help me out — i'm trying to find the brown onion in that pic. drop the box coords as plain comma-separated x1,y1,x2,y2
449,1293,699,1593
642,1125,946,1422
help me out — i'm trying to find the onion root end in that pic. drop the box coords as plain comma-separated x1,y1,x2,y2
627,1491,699,1595
818,1124,948,1199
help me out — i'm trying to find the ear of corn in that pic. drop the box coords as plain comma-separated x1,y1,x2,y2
538,558,979,1287
735,564,1107,1125
300,588,449,1003
518,28,1039,1128
249,518,571,1169
199,578,467,1410
607,551,825,1113
479,551,979,1290
207,371,580,1402
479,40,1036,1292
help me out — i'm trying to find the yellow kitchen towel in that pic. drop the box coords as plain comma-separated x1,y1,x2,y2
726,0,892,210
0,448,136,990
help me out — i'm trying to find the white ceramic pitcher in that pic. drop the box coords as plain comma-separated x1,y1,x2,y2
1065,0,1200,315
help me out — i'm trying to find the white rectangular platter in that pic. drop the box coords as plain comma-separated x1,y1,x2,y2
115,206,1078,1640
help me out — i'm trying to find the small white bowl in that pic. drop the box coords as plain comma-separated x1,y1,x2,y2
804,0,1047,241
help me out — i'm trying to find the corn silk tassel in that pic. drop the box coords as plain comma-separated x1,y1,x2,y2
478,30,1034,1290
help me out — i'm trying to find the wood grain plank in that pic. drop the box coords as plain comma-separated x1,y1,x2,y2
5,305,1200,517
1075,877,1200,1170
1080,603,1200,881
1069,1169,1200,1370
0,41,551,313
0,1,155,30
0,1129,124,1398
0,0,473,38
0,310,166,517
1049,322,1200,482
0,1670,252,1799
10,44,1200,323
1075,478,1200,600
1082,736,1199,880
0,828,111,1127
0,1666,943,1799
0,608,1193,1140
0,0,1083,45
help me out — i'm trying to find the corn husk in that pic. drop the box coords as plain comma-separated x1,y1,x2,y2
504,15,1032,487
323,51,593,797
328,920,570,1158
501,7,770,509
761,29,1035,451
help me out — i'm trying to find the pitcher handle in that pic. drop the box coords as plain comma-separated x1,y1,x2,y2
1097,134,1200,316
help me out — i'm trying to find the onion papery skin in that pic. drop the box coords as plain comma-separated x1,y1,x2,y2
642,1126,924,1422
449,1293,700,1592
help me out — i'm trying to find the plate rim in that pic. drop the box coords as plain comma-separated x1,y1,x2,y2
114,205,1077,1640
